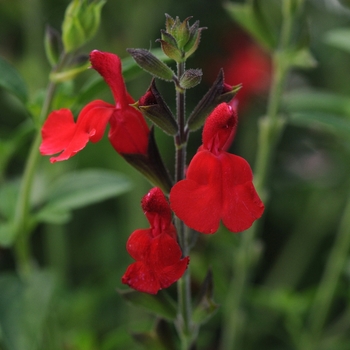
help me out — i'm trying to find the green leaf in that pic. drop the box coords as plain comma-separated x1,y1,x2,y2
0,270,56,350
282,48,317,69
36,169,132,224
224,2,276,50
0,56,28,103
324,28,350,54
118,289,177,321
0,223,15,247
288,112,350,138
284,90,350,116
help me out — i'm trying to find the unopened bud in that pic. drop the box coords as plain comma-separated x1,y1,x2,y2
62,0,106,53
135,79,178,135
127,48,175,81
44,25,62,67
187,69,241,131
179,68,202,89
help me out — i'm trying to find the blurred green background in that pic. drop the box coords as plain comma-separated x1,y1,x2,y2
2,0,350,349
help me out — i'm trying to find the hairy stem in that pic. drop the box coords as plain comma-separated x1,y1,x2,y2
174,61,193,350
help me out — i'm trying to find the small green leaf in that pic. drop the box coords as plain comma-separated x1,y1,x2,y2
118,289,177,320
36,169,132,224
0,56,28,103
324,28,350,54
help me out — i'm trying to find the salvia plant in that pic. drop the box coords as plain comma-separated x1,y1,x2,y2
3,0,350,349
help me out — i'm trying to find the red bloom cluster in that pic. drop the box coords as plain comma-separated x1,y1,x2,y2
122,187,189,294
170,101,264,234
40,51,149,162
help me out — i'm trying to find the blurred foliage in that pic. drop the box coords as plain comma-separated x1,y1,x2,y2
2,0,350,349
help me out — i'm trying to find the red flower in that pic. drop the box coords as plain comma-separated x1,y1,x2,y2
122,187,189,294
170,101,264,234
40,50,149,163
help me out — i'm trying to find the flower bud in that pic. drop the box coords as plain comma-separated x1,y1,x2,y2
44,25,62,67
160,14,206,62
62,0,106,53
179,68,202,89
134,79,178,135
187,69,241,131
127,48,175,81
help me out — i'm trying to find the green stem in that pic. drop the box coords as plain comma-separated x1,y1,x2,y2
174,61,193,350
13,54,67,278
302,191,350,349
220,5,295,349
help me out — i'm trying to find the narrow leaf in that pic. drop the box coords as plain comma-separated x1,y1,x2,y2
324,28,350,54
0,56,28,103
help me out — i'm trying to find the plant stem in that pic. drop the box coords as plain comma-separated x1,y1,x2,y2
174,61,193,350
301,191,350,349
13,54,67,278
220,4,295,349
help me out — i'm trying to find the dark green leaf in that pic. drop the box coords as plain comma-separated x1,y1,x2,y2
0,56,28,103
118,289,177,320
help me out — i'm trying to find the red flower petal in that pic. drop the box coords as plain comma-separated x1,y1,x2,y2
221,153,264,232
122,230,189,294
122,261,161,294
170,150,264,234
90,50,134,108
170,151,222,234
40,100,114,163
108,107,149,155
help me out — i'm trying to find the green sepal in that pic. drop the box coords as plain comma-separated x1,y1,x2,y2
187,69,241,131
135,79,178,135
127,48,175,81
192,268,219,325
121,127,173,194
184,21,206,60
157,31,183,62
179,68,202,89
44,25,62,67
118,289,177,321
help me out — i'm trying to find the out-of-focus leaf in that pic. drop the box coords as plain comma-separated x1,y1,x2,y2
324,28,350,54
282,48,317,69
284,90,350,116
0,56,28,104
192,269,219,325
224,2,276,50
118,289,177,321
0,270,55,350
36,169,132,224
288,112,350,137
0,223,15,247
